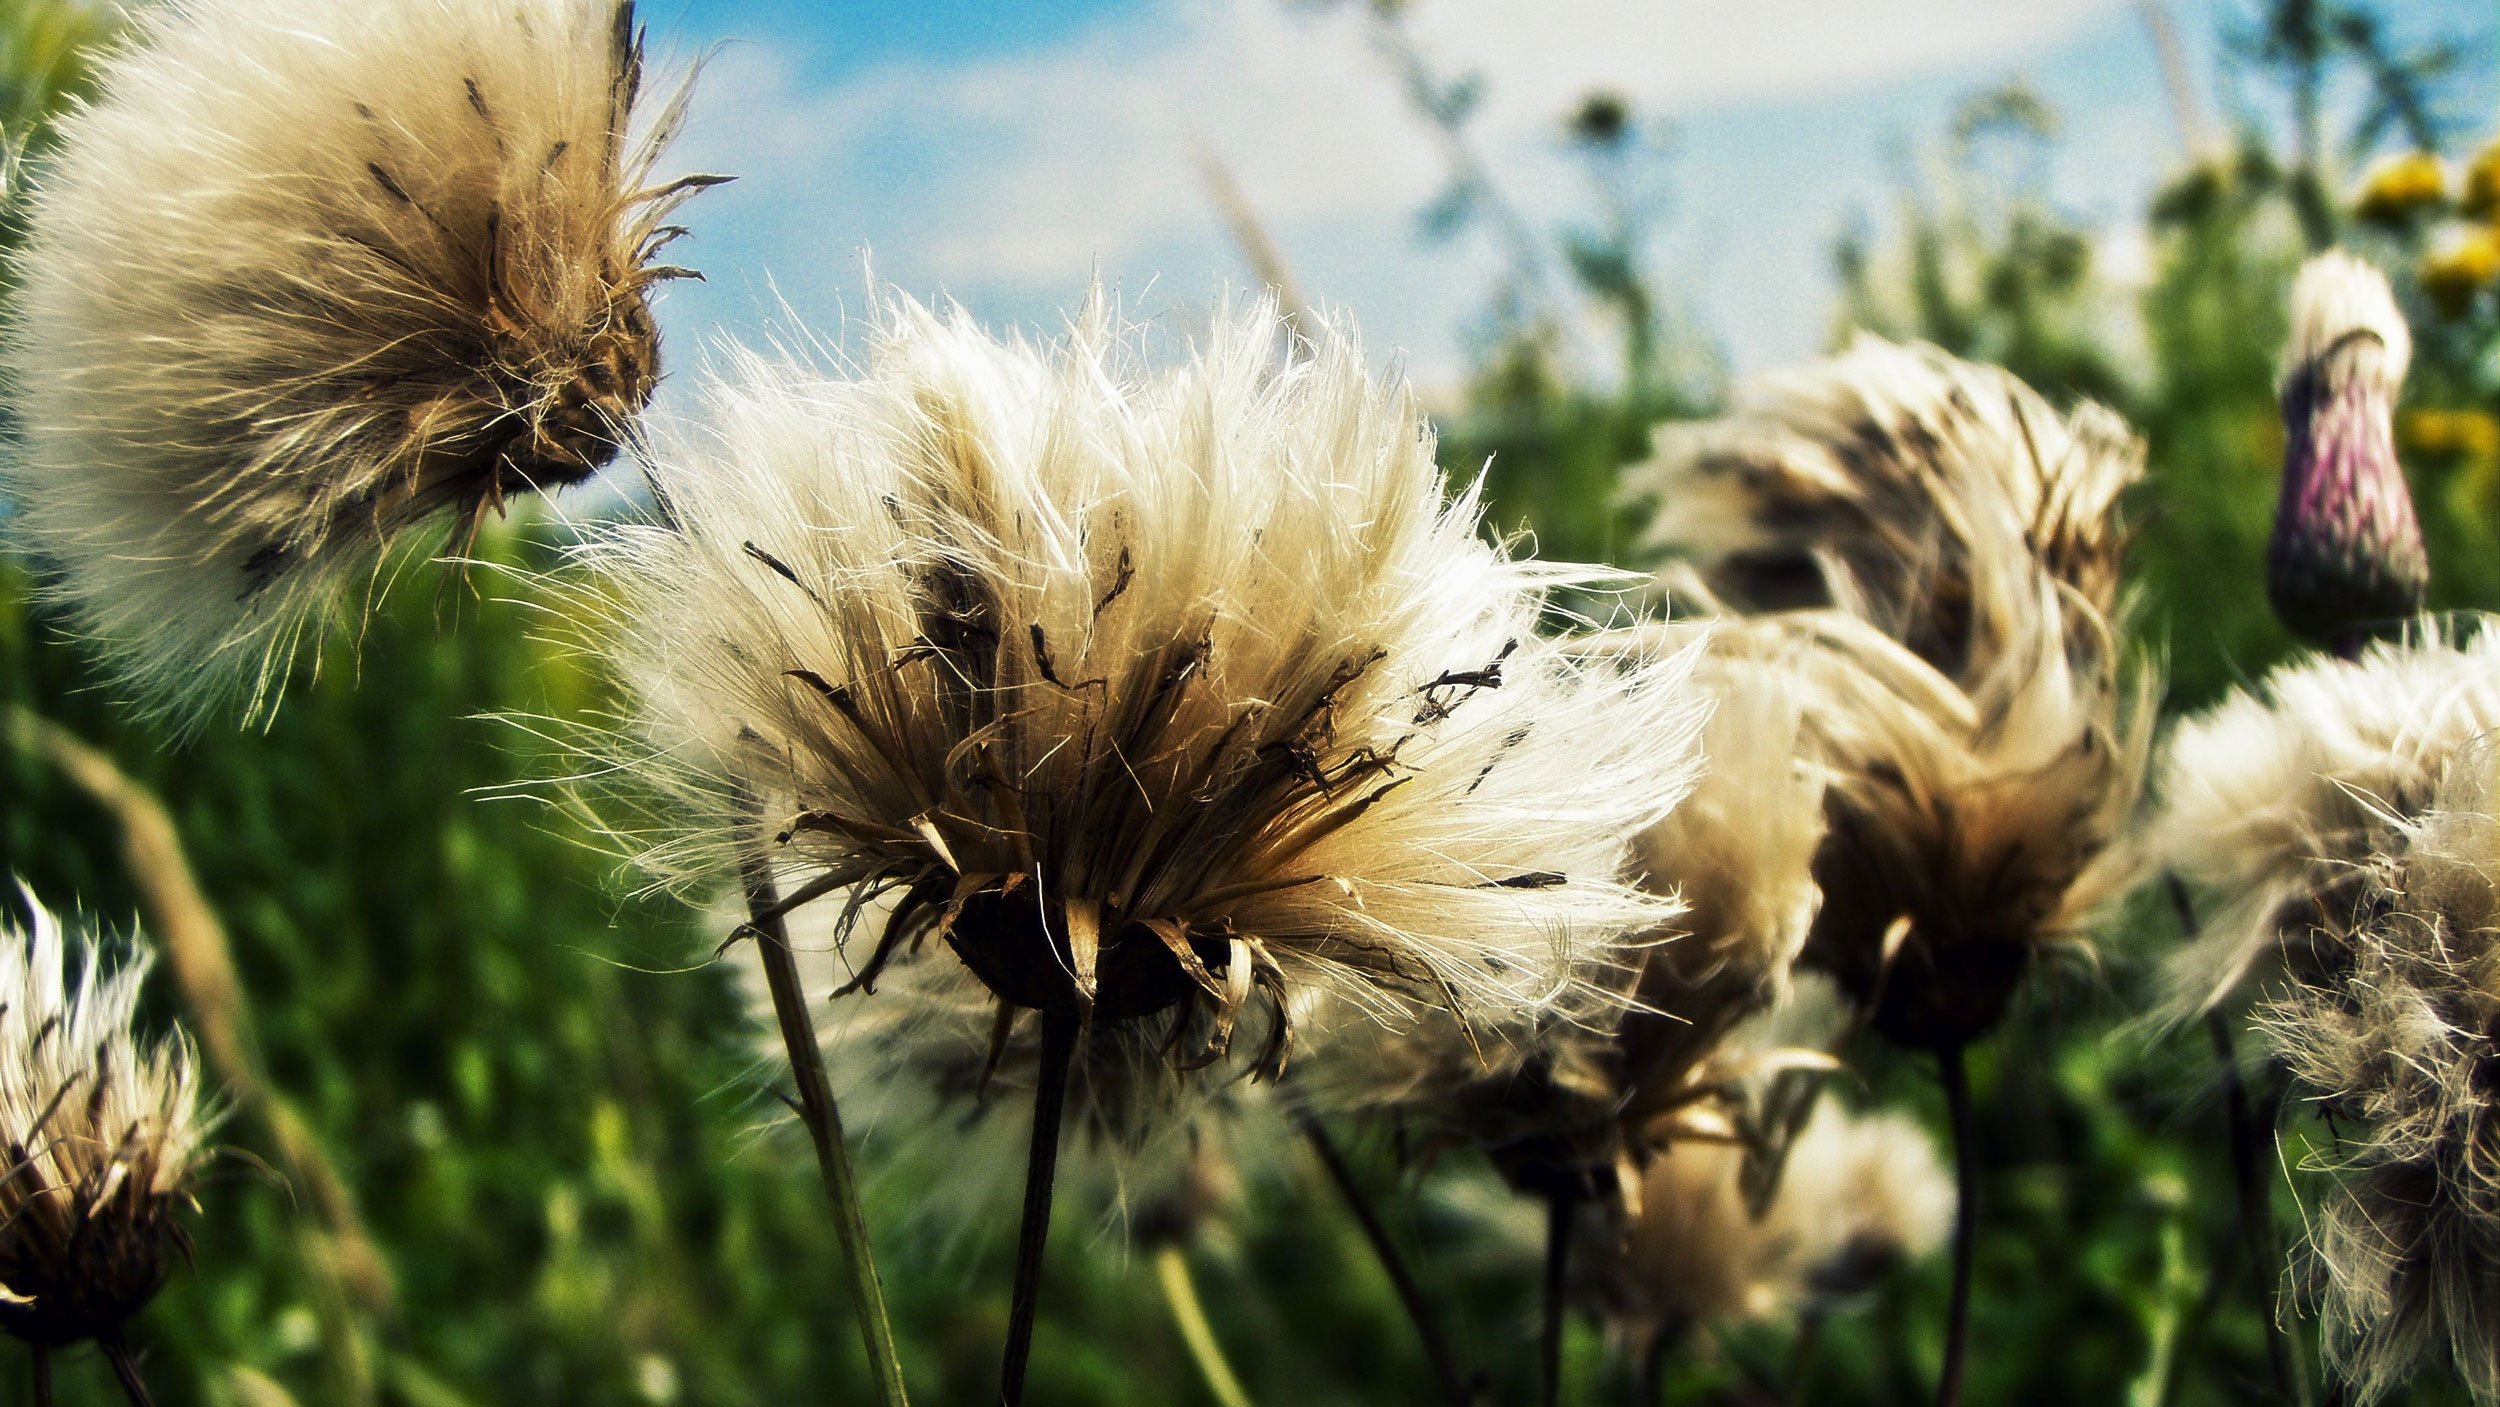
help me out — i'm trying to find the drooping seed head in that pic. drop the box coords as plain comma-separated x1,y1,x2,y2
2269,251,2428,648
1638,339,2153,1050
0,891,208,1348
0,0,716,726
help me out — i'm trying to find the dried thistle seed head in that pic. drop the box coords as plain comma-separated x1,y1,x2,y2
2257,754,2500,1405
574,296,1708,1090
1628,335,2141,679
0,892,208,1348
1584,1100,1951,1333
1642,342,2152,1050
0,0,714,727
2269,251,2429,648
2151,620,2500,1013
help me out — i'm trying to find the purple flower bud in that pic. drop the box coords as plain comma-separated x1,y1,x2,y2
2269,252,2430,649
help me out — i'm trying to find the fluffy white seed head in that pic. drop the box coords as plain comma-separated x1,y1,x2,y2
1638,338,2152,1049
0,890,208,1347
1586,1100,1951,1332
574,296,1708,1106
2285,250,2413,393
2257,754,2500,1404
2151,621,2500,1012
0,0,710,726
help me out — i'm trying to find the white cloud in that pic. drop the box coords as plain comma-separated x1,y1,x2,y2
660,0,2142,377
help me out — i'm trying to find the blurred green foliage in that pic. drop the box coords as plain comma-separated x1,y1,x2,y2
2,0,2498,1404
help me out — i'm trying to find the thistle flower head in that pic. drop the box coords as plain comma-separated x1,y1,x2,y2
2151,620,2500,1012
0,891,207,1347
2257,754,2500,1404
1640,339,2152,1050
2269,251,2428,647
1585,1101,1951,1333
0,0,713,726
579,297,1706,1100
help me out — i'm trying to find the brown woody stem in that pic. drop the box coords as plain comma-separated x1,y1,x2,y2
1300,1116,1475,1407
102,1339,152,1407
1001,1005,1080,1406
1936,1043,1978,1407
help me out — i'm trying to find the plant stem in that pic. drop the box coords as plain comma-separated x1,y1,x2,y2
1002,1006,1079,1407
31,1344,50,1407
1936,1043,1978,1407
1542,1184,1578,1407
1153,1243,1255,1407
739,843,910,1407
102,1339,153,1407
2168,874,2306,1407
1638,1319,1686,1407
1300,1117,1475,1407
1785,1314,1826,1407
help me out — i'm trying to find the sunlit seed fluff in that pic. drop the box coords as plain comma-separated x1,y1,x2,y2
1640,340,2153,1050
1585,1101,1952,1333
2269,251,2428,648
0,0,713,727
2257,756,2500,1405
577,297,1708,1098
0,892,208,1348
2151,620,2500,1013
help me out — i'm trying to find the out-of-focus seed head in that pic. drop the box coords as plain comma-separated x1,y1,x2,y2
2152,621,2500,1013
0,891,208,1347
2269,251,2428,648
0,0,717,727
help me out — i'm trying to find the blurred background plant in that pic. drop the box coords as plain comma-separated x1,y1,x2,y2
1,0,2497,1402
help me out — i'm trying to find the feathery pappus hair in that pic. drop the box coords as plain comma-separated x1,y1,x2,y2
1580,1099,1952,1336
571,295,1709,1104
2269,251,2427,648
1291,618,1830,1211
0,889,209,1349
2257,754,2500,1405
2150,619,2500,1013
0,0,717,726
1636,338,2153,1050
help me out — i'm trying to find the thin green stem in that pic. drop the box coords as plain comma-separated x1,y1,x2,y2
1001,1006,1080,1407
2169,874,2307,1407
740,843,911,1407
1936,1043,1978,1407
1300,1117,1475,1407
102,1338,153,1407
1154,1243,1255,1407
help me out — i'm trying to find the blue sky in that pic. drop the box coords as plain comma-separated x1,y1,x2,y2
640,0,2491,390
